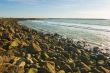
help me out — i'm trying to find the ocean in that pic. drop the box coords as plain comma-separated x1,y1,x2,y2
19,19,110,54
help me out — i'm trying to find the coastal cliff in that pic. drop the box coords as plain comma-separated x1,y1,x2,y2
0,19,110,73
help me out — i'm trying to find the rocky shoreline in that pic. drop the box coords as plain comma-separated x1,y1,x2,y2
0,19,110,73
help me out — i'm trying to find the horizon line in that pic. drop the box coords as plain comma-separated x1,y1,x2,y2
0,17,109,20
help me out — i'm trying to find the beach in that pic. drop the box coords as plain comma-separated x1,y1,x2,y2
0,18,110,73
19,19,110,54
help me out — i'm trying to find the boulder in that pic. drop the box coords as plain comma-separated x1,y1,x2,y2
18,66,24,73
57,70,65,73
40,43,49,51
45,61,56,73
28,68,38,73
42,52,50,59
27,54,34,64
0,63,18,73
97,60,105,65
21,40,28,46
32,43,42,52
93,47,99,53
81,62,91,71
0,32,2,37
92,68,101,73
10,27,15,33
67,58,74,64
0,47,6,52
19,61,26,68
55,46,64,51
44,36,49,40
0,56,3,65
99,66,110,73
13,57,20,65
2,55,11,63
62,63,73,73
9,39,20,49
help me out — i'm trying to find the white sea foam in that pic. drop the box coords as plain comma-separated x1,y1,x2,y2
20,19,110,54
32,20,110,32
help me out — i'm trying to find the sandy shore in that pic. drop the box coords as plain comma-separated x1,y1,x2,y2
0,19,110,73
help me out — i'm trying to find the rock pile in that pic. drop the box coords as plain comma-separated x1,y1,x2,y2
0,19,110,73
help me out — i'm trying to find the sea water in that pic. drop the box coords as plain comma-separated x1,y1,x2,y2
19,19,110,54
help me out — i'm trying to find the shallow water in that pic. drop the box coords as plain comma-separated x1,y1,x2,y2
19,19,110,54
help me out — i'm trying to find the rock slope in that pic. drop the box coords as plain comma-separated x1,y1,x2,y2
0,19,110,73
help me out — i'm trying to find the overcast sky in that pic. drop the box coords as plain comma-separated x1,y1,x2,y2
0,0,110,18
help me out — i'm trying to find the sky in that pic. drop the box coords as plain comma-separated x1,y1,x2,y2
0,0,110,18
